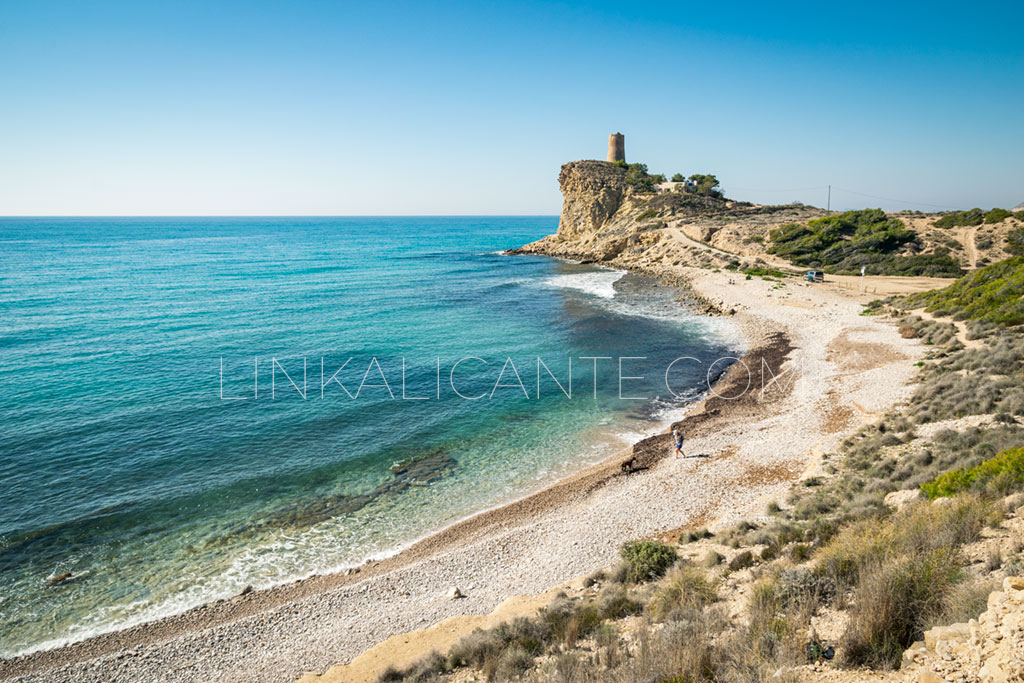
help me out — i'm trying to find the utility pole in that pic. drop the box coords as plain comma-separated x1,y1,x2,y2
827,185,831,214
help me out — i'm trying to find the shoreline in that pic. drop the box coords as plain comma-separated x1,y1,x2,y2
0,260,925,682
0,267,759,680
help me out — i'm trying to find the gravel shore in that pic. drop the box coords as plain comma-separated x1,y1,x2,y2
0,267,925,683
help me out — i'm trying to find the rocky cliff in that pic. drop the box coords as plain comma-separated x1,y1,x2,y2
513,160,825,270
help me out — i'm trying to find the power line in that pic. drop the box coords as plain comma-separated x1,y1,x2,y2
829,186,959,210
725,185,829,193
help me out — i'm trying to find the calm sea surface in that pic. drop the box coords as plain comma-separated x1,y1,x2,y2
0,217,740,655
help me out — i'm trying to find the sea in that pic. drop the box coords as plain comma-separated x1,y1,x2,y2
0,216,742,656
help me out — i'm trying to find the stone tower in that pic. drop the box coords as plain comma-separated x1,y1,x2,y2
606,132,625,163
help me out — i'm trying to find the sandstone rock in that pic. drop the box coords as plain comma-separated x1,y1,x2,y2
1003,576,1024,592
884,488,921,510
447,586,464,599
903,640,928,669
925,623,971,650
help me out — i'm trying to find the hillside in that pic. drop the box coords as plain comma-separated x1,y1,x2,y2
515,161,1024,277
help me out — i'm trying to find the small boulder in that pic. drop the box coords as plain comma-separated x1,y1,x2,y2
884,489,921,511
239,585,254,596
447,586,464,600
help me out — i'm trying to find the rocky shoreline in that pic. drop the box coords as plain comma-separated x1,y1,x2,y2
0,266,781,682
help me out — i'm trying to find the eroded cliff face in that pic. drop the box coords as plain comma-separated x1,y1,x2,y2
555,160,628,240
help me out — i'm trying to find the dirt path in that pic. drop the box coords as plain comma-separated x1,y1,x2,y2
820,273,954,298
958,226,979,270
666,225,796,271
663,226,956,299
910,307,984,350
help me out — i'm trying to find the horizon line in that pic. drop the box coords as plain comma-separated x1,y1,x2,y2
0,214,562,219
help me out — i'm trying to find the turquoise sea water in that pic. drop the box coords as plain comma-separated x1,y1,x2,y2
0,217,740,656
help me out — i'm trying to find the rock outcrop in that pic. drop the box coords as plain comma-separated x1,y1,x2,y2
554,160,629,240
901,575,1024,682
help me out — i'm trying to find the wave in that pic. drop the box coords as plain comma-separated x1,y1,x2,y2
541,269,625,299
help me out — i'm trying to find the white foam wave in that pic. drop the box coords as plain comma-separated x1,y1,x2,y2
542,269,625,299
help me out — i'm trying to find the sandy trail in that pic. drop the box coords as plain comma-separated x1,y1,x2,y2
958,225,979,269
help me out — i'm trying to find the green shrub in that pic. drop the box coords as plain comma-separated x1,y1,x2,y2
920,447,1024,499
619,540,678,582
815,496,990,585
743,266,787,279
682,527,713,542
767,209,962,277
934,209,985,228
1006,227,1024,257
984,208,1013,224
623,163,659,193
636,208,659,221
906,257,1024,326
597,588,643,619
685,173,723,198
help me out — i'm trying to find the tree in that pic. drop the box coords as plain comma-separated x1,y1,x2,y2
671,173,685,182
624,163,658,193
687,174,722,198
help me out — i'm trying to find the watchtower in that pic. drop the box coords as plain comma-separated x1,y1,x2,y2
606,133,625,163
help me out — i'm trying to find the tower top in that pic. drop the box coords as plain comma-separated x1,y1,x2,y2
607,133,625,163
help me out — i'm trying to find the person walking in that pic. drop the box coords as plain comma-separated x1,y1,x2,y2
673,429,684,458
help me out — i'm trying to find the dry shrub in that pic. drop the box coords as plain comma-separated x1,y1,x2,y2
841,547,963,669
815,495,992,586
898,324,919,339
930,577,999,627
647,567,717,620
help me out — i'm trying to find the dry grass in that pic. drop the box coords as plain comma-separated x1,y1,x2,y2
647,567,717,621
841,548,963,669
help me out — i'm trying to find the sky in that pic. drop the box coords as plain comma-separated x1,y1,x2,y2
1,0,1022,215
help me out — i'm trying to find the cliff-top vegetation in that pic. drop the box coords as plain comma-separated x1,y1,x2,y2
767,209,963,277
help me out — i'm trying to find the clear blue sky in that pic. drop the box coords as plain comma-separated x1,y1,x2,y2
1,0,1022,215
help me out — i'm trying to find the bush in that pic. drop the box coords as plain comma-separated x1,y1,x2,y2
671,172,685,182
841,548,963,669
686,173,723,198
743,266,787,279
1006,227,1024,257
647,567,717,620
920,447,1024,499
623,163,659,193
984,208,1013,224
767,209,962,276
619,540,678,582
814,496,991,586
636,208,659,221
728,550,755,571
906,257,1024,326
934,209,985,228
682,527,713,543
